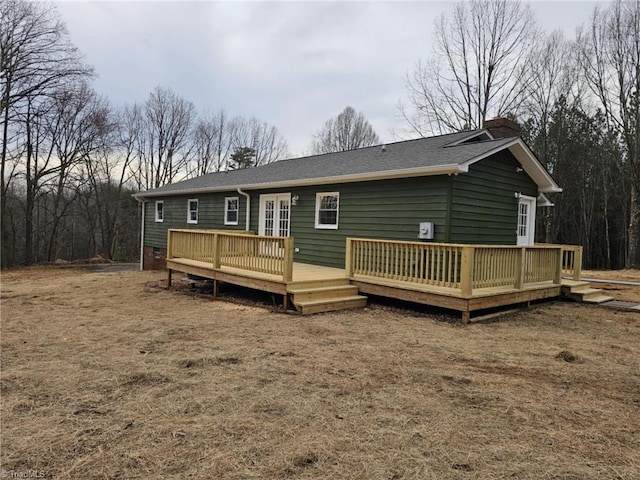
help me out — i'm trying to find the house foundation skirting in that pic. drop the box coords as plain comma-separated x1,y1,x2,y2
143,246,167,270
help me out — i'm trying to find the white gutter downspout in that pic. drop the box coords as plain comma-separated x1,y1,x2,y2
136,198,145,270
237,188,251,231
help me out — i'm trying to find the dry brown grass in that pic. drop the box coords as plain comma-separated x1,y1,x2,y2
1,267,639,479
581,269,640,303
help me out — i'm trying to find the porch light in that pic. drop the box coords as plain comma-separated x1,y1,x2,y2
291,195,300,205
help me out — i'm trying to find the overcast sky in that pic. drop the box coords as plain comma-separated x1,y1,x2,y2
54,1,603,158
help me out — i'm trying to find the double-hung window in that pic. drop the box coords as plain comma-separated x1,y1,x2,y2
225,197,239,225
155,201,164,222
315,192,339,229
187,199,198,224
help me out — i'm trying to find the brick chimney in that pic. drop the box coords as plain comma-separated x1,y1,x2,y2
483,117,521,139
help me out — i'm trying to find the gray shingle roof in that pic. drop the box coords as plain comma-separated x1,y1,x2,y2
134,130,522,198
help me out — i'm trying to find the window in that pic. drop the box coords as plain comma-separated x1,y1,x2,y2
187,199,198,224
155,201,164,222
315,192,339,229
225,197,239,225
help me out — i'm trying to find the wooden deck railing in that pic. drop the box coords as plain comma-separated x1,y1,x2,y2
346,238,465,288
346,238,566,296
167,229,294,281
560,245,583,281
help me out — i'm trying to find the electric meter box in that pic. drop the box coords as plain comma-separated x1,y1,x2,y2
418,222,434,240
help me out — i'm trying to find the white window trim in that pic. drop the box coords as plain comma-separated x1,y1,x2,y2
225,196,239,226
315,192,339,230
187,199,199,224
155,200,164,223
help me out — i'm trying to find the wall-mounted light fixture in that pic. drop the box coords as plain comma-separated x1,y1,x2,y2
516,167,524,172
291,195,300,206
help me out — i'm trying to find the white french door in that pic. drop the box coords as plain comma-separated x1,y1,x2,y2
259,194,291,257
259,194,291,237
516,195,536,246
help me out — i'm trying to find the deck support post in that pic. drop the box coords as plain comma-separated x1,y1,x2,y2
462,310,470,325
167,268,172,289
283,293,290,311
212,279,219,297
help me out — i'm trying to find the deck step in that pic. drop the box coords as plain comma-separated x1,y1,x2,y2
580,294,615,304
293,295,368,315
563,282,614,304
287,278,351,290
289,284,360,302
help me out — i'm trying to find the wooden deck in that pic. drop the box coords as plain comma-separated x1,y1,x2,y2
165,230,583,322
166,257,366,313
167,257,347,294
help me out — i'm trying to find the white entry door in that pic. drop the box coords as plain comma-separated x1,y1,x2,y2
259,194,291,237
516,195,537,246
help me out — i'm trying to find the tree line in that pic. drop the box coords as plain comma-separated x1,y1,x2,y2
402,0,639,269
0,1,294,267
2,0,638,269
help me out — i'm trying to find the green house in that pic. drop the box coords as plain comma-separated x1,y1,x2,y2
134,120,561,270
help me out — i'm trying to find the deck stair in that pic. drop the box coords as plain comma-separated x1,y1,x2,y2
562,280,614,304
289,280,367,315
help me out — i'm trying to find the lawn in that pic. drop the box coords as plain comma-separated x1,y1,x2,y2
1,267,639,479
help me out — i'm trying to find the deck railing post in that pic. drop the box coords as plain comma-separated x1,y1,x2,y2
573,246,583,281
283,237,294,282
212,233,221,269
345,238,353,278
460,246,474,297
554,247,563,285
515,248,526,289
167,230,174,259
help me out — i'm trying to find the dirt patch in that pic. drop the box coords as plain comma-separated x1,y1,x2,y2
1,267,639,479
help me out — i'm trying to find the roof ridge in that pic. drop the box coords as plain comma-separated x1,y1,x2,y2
279,129,485,163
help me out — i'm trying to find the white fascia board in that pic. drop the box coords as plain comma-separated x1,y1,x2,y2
537,193,555,207
133,164,464,198
458,138,562,194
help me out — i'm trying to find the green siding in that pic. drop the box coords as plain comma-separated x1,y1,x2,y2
449,150,538,244
142,150,540,268
144,193,247,248
254,176,451,268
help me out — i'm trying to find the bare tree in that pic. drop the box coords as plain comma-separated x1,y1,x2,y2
519,31,583,244
233,117,288,166
311,106,380,154
188,112,288,175
577,0,640,267
132,86,195,189
0,0,92,266
40,84,110,261
189,109,235,176
522,31,582,167
401,0,537,136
